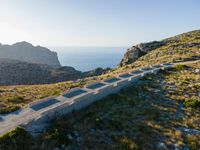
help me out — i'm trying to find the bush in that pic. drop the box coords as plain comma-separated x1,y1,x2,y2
8,96,24,103
0,127,32,150
184,98,200,108
0,105,20,114
173,65,187,71
119,137,138,150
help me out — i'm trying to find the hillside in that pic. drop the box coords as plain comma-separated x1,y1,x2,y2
119,30,200,67
1,61,199,150
0,41,61,68
0,58,84,85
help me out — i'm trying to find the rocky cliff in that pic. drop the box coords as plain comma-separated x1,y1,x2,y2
0,41,61,68
119,41,165,66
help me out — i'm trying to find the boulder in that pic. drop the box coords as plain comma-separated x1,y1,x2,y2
119,41,165,66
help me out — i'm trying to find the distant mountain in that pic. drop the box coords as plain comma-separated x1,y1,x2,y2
0,41,61,68
0,58,109,85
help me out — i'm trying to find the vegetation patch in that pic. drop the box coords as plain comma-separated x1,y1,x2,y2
0,127,32,150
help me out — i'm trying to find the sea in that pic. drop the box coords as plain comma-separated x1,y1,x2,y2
49,47,127,72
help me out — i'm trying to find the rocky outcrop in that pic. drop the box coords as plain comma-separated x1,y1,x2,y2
119,41,165,66
0,41,61,68
84,67,110,77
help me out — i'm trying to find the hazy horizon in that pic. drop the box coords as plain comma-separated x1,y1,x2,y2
51,46,127,71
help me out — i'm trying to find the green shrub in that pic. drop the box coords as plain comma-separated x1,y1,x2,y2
8,96,24,103
0,127,32,150
44,126,71,146
119,137,138,150
184,98,200,108
0,105,20,114
173,65,187,71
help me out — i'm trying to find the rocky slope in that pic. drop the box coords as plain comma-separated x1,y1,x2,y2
0,58,109,85
119,30,200,67
0,41,61,68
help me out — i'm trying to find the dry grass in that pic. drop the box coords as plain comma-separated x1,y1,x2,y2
0,78,96,114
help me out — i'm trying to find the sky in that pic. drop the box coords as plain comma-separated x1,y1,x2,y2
0,0,199,47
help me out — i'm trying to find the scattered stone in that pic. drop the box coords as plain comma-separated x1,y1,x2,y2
156,52,161,57
194,68,200,73
179,128,200,135
61,144,65,149
74,130,80,137
53,147,60,150
157,142,168,150
76,137,82,144
198,91,200,97
90,128,96,132
67,133,73,140
65,145,71,150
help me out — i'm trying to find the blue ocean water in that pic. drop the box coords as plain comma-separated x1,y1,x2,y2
49,47,127,72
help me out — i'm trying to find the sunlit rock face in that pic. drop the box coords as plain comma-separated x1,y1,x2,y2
119,41,165,67
0,41,61,68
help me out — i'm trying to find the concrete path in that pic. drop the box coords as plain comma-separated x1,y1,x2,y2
0,60,199,136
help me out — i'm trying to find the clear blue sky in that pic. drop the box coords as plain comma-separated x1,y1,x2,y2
0,0,199,47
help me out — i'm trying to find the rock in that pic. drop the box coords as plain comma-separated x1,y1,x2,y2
84,67,111,77
198,91,200,97
67,133,73,140
194,68,200,73
90,128,96,132
119,41,165,66
156,52,161,57
76,137,82,144
179,128,200,135
156,142,168,150
74,130,80,137
65,145,71,150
